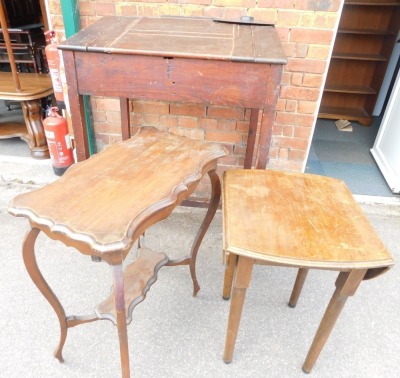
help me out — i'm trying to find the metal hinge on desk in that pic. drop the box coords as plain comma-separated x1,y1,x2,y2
213,16,274,27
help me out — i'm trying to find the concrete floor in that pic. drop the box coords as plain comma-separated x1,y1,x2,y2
0,162,400,377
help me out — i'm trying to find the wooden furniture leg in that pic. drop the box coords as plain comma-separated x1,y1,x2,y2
288,268,309,308
22,228,68,362
256,65,284,169
221,170,393,372
223,255,254,364
21,99,50,159
189,170,221,296
167,169,221,296
243,108,259,169
302,269,367,373
10,127,227,375
222,254,237,300
112,263,130,378
120,97,131,141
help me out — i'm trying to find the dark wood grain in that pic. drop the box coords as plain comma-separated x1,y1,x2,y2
59,16,287,165
9,126,227,263
9,126,227,377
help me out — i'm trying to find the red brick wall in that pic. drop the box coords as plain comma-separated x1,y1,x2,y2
48,0,342,199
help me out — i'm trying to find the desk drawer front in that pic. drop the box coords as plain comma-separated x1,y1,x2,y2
70,52,270,108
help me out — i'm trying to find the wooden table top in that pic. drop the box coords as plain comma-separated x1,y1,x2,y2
0,72,53,100
58,16,287,64
223,169,394,270
9,127,227,257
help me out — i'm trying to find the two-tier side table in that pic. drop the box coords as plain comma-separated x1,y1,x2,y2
9,127,227,377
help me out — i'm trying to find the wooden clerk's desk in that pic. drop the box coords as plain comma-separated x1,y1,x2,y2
59,16,287,167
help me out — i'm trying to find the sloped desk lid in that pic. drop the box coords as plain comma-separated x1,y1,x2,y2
59,16,287,64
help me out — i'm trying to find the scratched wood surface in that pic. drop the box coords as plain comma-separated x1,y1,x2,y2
9,127,227,256
69,51,271,108
59,16,287,64
223,169,394,270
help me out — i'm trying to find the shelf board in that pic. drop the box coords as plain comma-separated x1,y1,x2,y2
319,106,372,126
319,105,370,120
96,247,169,325
0,122,28,138
332,52,387,61
338,28,395,36
324,84,376,94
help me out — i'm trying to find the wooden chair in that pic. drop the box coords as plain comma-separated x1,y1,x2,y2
222,169,394,373
0,26,46,73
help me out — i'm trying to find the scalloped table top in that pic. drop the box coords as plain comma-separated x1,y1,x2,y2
9,127,227,257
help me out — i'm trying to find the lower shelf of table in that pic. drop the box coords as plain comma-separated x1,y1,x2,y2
0,121,29,140
95,247,169,325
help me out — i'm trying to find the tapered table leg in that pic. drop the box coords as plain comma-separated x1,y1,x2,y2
288,268,309,308
222,253,237,300
302,269,367,373
22,228,68,362
223,255,254,363
112,264,130,378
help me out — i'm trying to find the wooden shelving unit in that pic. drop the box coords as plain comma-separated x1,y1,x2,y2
319,0,400,126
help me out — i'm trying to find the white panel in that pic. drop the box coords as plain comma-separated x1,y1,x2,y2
371,72,400,193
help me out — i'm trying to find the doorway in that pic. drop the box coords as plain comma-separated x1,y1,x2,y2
307,44,400,199
304,116,397,197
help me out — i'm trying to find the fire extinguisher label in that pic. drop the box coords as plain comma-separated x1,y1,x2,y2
49,68,62,93
45,130,55,139
65,134,71,149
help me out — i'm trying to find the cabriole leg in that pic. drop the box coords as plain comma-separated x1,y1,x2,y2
168,169,222,296
22,227,68,362
188,169,221,296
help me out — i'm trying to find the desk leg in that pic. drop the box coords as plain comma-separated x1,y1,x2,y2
22,228,68,362
120,98,131,140
112,263,131,378
302,269,367,373
21,100,50,159
256,65,283,169
243,109,259,169
223,255,254,363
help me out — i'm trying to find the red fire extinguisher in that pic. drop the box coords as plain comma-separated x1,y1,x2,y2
44,31,65,109
43,107,74,176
